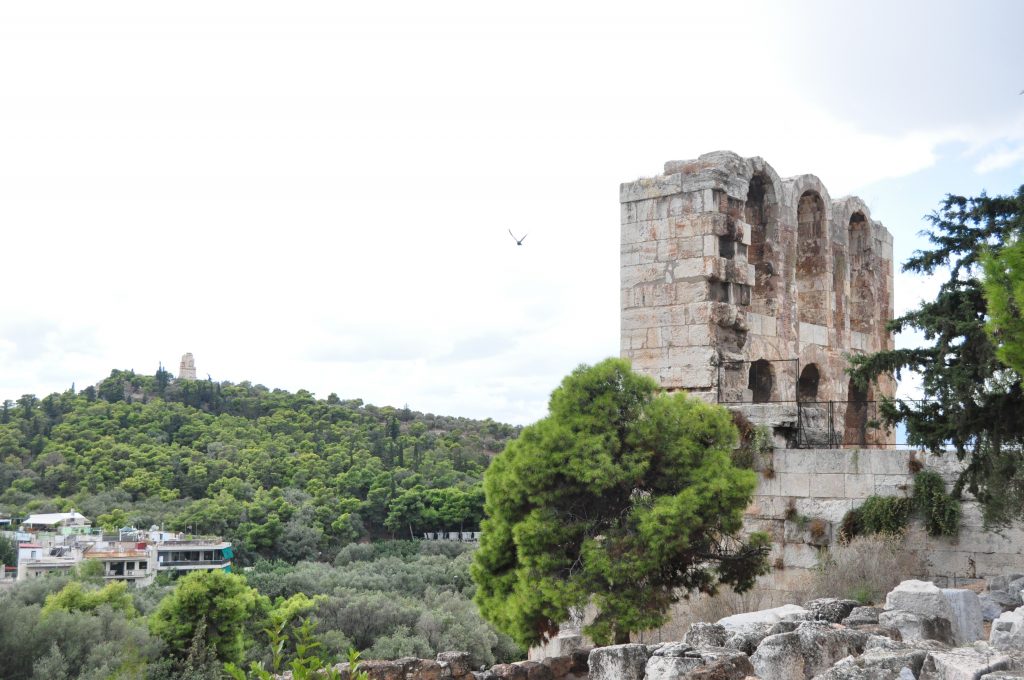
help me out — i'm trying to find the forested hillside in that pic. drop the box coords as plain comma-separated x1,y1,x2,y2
0,368,518,563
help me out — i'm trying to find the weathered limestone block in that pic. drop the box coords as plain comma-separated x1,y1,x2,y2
586,643,649,680
805,598,862,624
885,581,956,623
987,590,1024,612
644,643,705,679
990,606,1024,652
980,672,1024,679
437,652,472,678
856,647,928,677
941,588,984,644
514,661,552,680
990,574,1024,592
750,632,806,680
980,594,1009,621
919,648,1011,680
878,610,954,645
684,622,729,648
724,623,773,655
719,604,810,628
843,607,884,626
489,664,529,679
539,656,572,678
685,653,756,680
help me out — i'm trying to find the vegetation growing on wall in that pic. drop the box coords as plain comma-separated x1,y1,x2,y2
840,469,962,541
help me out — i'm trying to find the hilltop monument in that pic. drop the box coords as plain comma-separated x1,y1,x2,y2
178,352,197,381
620,151,895,446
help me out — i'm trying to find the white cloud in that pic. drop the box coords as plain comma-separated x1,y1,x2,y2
0,1,1021,423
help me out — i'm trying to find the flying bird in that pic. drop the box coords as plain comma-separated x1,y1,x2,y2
508,229,528,246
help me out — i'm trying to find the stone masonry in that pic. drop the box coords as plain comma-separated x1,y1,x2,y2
620,151,895,444
178,352,197,380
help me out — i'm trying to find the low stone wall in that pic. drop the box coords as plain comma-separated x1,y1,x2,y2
744,447,1024,599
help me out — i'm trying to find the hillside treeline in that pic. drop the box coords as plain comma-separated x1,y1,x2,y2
0,368,519,563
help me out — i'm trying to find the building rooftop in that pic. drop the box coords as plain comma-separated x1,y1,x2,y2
22,512,89,526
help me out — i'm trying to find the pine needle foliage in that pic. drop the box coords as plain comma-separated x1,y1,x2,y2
470,358,769,647
848,186,1024,525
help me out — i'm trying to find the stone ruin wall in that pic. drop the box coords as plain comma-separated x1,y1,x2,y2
620,151,896,444
746,447,1024,606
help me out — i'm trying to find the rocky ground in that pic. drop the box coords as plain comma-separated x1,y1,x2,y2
278,576,1024,679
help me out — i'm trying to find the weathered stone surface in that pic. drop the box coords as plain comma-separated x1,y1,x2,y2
515,661,552,680
981,594,1010,621
805,598,862,624
843,607,884,626
569,649,590,674
490,663,529,680
750,632,806,680
848,625,902,642
885,581,956,623
686,654,756,680
878,610,955,645
685,622,729,648
540,655,572,677
856,646,927,677
988,590,1024,611
437,652,472,678
941,588,985,644
919,648,1011,680
980,672,1024,679
719,604,809,628
991,574,1024,593
724,623,773,655
990,606,1024,652
587,643,648,680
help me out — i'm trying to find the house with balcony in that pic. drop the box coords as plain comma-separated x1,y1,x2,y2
16,543,81,580
154,539,233,576
82,541,155,587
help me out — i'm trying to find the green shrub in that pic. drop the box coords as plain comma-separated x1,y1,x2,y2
858,496,911,535
912,470,961,537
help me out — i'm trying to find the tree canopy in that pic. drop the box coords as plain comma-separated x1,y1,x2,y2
0,372,516,563
470,358,769,647
849,185,1024,524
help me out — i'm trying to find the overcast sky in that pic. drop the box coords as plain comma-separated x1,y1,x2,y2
1,1,1022,424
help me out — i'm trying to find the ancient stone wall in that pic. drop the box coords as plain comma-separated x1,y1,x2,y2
620,151,895,444
746,447,1024,604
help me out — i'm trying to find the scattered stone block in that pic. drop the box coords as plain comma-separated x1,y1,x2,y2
490,663,529,680
885,581,956,624
684,622,729,648
805,598,862,624
437,651,472,678
586,643,649,680
878,610,954,645
718,604,810,628
919,647,1010,680
990,574,1024,593
980,594,1009,621
856,646,927,677
990,606,1024,653
843,607,884,626
750,632,806,680
941,588,985,644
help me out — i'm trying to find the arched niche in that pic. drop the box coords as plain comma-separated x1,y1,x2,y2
745,173,778,316
843,380,870,446
797,191,828,327
849,212,873,334
797,363,820,402
748,359,773,403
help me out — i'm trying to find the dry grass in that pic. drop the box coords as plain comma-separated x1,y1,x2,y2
806,533,926,605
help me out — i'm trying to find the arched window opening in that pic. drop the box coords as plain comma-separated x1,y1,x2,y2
745,174,777,316
748,360,773,403
797,191,828,327
797,364,820,402
849,212,873,334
